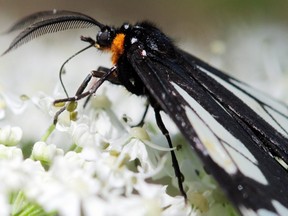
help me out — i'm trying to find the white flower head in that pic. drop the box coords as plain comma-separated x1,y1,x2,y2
0,144,23,161
31,141,64,166
0,145,44,194
0,69,237,216
0,125,22,146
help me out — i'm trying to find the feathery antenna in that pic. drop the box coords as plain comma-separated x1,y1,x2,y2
2,10,105,55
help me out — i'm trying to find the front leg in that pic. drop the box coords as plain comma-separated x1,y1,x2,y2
53,66,117,124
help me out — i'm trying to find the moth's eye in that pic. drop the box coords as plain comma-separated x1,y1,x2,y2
96,27,115,47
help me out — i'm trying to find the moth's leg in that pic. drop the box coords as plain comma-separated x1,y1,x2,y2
54,66,117,104
93,66,121,85
132,103,149,127
154,108,187,201
53,66,117,124
83,66,121,107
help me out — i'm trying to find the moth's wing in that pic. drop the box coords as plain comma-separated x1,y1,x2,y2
180,49,288,136
179,49,288,165
127,46,288,216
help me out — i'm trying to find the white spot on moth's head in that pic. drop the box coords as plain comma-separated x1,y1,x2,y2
123,24,130,29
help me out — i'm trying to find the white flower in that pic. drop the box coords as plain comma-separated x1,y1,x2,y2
31,141,64,165
0,144,23,160
25,151,101,216
0,125,22,146
161,194,193,216
0,145,44,193
0,74,237,216
0,92,28,115
82,194,161,216
70,122,110,149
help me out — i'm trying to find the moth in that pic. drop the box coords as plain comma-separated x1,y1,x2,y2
3,10,288,216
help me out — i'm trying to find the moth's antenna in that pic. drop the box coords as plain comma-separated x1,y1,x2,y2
2,10,104,55
59,36,96,97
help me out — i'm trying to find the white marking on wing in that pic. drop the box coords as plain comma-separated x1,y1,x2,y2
257,209,278,216
239,206,258,216
232,80,288,117
272,200,288,216
173,82,268,184
200,67,288,137
224,144,268,185
185,106,237,174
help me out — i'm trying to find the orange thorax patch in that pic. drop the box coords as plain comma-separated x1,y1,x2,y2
111,33,125,65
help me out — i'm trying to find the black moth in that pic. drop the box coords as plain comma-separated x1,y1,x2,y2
3,10,288,216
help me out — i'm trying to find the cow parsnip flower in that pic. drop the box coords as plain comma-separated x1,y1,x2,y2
0,84,237,216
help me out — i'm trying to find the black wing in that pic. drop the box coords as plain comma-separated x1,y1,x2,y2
127,44,288,215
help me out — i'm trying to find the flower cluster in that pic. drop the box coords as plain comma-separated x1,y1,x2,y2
0,82,237,216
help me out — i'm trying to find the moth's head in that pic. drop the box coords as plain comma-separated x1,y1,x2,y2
96,26,116,48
